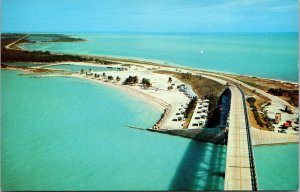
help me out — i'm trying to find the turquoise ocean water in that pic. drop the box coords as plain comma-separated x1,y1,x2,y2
2,33,299,190
1,70,226,190
21,33,299,82
254,144,298,190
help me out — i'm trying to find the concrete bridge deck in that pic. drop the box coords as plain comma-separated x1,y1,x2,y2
224,85,258,190
192,74,258,190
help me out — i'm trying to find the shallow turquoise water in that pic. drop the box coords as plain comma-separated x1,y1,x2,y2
1,69,226,190
254,144,299,190
43,64,116,72
21,33,299,82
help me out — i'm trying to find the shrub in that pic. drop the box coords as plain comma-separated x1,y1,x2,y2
123,76,139,85
184,97,198,118
247,97,264,127
142,78,152,88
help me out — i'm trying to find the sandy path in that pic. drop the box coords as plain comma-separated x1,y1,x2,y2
5,34,30,50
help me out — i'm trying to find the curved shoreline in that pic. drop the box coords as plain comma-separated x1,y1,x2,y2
2,62,299,145
3,34,299,145
18,35,298,84
38,72,178,130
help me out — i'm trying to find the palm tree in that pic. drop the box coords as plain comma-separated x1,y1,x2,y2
133,76,139,84
168,77,172,83
116,76,121,82
142,78,151,88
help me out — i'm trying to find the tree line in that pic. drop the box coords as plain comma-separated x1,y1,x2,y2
123,76,152,88
1,37,115,64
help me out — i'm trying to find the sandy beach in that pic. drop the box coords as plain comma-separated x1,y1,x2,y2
38,63,190,130
4,59,299,145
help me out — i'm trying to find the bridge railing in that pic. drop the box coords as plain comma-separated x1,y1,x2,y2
237,86,259,191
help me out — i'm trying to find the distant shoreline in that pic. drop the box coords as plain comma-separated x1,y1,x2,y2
2,34,299,142
2,33,298,84
16,33,299,84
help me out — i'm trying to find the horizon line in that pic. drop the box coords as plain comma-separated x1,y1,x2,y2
1,31,299,34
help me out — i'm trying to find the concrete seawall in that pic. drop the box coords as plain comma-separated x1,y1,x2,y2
251,127,298,145
148,127,227,144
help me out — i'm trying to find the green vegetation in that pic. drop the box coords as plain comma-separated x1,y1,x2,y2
1,34,115,64
180,72,193,80
94,73,100,78
183,97,198,128
1,33,26,39
123,76,139,85
228,74,298,107
108,76,114,80
205,94,220,127
184,97,198,118
268,88,298,106
121,64,132,67
247,97,264,127
238,79,266,90
116,76,121,82
268,88,286,96
167,85,173,91
25,34,86,43
141,78,152,88
156,71,224,99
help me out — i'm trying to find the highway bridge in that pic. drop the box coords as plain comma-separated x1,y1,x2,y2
224,85,258,190
201,75,258,190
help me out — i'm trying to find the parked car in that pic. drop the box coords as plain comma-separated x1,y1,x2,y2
278,129,287,134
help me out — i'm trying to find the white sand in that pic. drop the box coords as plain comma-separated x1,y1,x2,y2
45,66,190,130
91,67,190,129
15,60,298,144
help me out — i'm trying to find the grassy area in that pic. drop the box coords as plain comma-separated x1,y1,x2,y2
228,74,299,106
245,93,271,130
121,64,132,67
238,79,266,91
201,73,272,130
235,75,297,89
183,112,193,128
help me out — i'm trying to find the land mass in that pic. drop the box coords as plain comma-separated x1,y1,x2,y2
1,33,299,145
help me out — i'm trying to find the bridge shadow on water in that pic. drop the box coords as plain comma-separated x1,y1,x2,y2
168,89,229,190
169,138,227,190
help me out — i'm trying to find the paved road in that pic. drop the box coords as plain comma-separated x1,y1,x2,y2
199,74,257,190
5,34,30,50
223,85,254,190
200,71,296,111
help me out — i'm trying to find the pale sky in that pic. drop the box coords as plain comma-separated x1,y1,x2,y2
2,0,298,33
